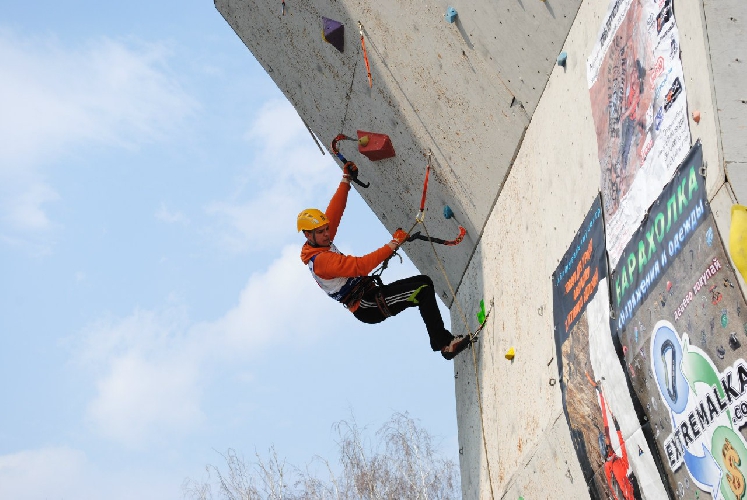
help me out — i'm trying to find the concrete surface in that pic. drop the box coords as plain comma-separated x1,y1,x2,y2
701,0,747,202
216,0,746,497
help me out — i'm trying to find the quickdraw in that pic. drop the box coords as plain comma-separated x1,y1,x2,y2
358,22,372,88
331,134,370,188
373,152,466,276
410,152,466,245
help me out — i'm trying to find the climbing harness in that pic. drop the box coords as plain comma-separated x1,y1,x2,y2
331,134,370,188
358,22,372,88
339,275,378,309
339,275,392,317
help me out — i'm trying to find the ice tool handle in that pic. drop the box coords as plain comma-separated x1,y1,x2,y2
331,134,370,188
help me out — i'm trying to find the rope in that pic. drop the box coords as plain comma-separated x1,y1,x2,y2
377,153,495,497
421,221,496,500
302,119,325,155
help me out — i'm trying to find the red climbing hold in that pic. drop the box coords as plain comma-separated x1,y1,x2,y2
322,17,344,53
357,130,395,161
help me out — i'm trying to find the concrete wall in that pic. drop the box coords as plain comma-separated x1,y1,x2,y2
216,0,746,497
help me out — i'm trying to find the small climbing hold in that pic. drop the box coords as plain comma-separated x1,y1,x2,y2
443,205,455,219
505,347,515,360
730,332,741,350
717,345,726,359
731,205,747,282
445,7,458,23
357,130,395,161
557,51,567,67
322,17,344,53
477,299,486,325
638,446,644,456
666,281,672,292
358,135,370,147
692,110,701,123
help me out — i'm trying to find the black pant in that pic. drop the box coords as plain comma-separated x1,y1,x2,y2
353,275,453,351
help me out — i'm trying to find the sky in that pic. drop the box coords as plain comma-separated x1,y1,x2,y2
0,1,458,498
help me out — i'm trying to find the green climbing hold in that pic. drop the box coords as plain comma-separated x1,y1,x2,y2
477,299,486,325
722,311,728,328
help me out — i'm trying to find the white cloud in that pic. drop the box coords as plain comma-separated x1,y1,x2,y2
156,202,190,225
0,447,179,500
74,245,344,447
1,179,59,230
0,29,197,243
0,447,87,499
204,99,341,253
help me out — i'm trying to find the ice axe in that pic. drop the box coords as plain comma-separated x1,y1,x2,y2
330,134,370,188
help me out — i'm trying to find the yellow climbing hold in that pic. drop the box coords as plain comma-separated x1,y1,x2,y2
731,205,747,282
505,347,515,360
358,135,370,147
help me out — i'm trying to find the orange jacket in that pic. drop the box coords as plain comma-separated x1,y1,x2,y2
300,182,393,312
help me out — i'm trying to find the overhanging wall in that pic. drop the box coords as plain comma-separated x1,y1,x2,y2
216,0,583,304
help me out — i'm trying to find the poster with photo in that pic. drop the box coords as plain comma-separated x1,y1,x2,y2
554,195,669,499
588,0,691,268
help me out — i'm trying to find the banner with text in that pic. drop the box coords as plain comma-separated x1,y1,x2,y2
588,0,691,268
612,142,747,499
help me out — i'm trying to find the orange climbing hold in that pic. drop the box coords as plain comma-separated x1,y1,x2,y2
357,130,395,161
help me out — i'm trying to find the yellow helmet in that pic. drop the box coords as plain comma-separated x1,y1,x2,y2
297,208,329,232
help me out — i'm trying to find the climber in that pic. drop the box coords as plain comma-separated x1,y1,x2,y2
298,165,471,360
598,385,641,500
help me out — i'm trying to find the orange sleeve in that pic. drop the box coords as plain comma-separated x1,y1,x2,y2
325,182,351,241
312,245,394,279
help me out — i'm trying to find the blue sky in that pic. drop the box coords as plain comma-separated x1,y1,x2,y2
0,1,457,497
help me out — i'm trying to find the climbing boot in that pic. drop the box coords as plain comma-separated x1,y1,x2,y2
441,335,471,360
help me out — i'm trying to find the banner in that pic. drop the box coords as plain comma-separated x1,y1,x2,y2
612,142,747,499
554,195,668,499
588,0,691,268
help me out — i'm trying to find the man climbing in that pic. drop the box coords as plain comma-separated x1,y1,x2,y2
598,384,641,500
298,166,471,360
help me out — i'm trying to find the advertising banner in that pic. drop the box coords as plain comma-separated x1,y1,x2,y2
588,0,691,268
612,142,747,499
554,195,668,499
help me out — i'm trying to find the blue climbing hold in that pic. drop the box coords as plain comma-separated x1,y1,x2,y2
445,7,458,23
443,205,454,219
557,51,567,67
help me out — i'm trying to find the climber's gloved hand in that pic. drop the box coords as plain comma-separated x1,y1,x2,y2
390,228,409,248
343,162,358,181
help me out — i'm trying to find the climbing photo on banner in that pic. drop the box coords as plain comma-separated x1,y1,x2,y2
612,142,747,500
553,195,669,499
588,0,691,268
